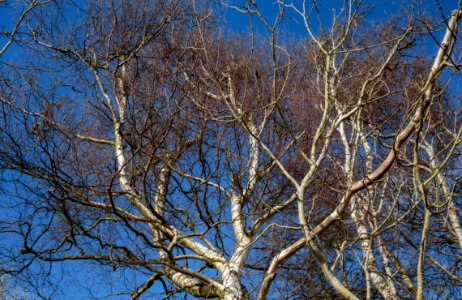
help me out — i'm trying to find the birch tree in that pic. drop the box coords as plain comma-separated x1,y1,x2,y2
0,0,462,299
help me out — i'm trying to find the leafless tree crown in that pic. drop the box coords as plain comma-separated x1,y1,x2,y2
0,0,462,299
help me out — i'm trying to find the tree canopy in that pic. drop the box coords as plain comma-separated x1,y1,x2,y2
1,0,462,299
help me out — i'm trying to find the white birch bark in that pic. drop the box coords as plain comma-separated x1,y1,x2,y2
221,119,260,300
423,143,462,253
112,64,226,298
338,121,398,299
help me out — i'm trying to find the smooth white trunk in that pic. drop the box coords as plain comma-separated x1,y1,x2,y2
351,196,398,299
